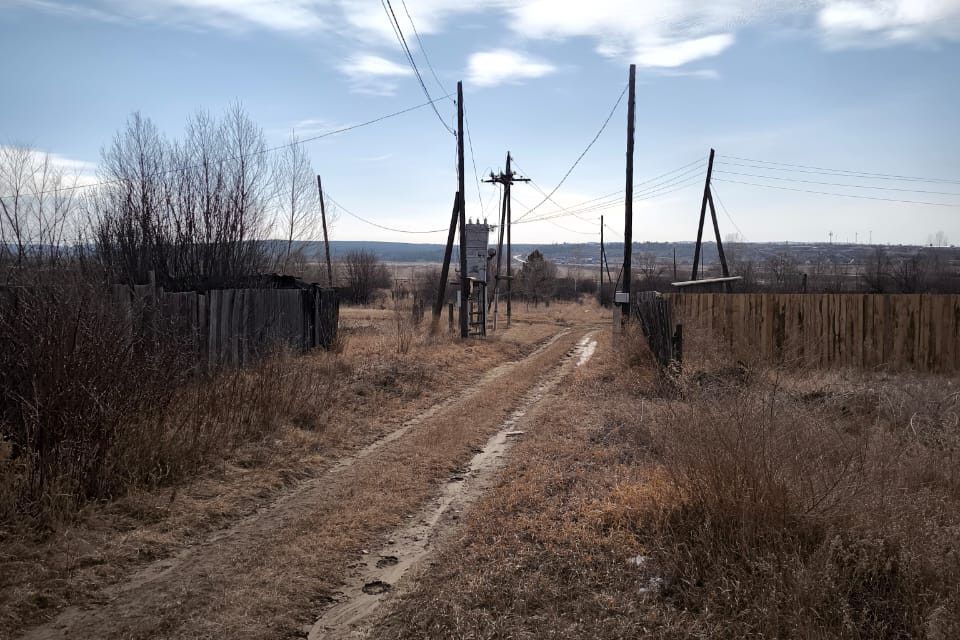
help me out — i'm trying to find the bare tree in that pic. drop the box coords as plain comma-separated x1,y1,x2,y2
518,250,557,306
274,133,318,273
93,106,274,290
861,247,891,293
0,144,80,278
340,250,390,304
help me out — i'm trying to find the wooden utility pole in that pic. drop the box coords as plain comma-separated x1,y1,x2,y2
621,63,636,317
506,153,513,324
316,175,333,287
483,151,528,326
457,81,468,338
691,148,716,280
600,214,605,293
432,191,460,330
690,148,731,290
706,188,730,280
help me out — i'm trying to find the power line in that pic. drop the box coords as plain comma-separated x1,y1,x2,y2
718,154,960,185
547,219,598,235
514,157,704,223
464,113,486,217
381,0,454,136
323,192,447,234
713,169,960,197
0,94,454,201
399,0,448,100
713,177,959,207
515,175,702,226
513,84,628,222
709,182,745,240
513,167,599,227
518,172,704,224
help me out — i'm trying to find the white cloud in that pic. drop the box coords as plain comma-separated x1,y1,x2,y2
633,34,735,68
17,0,327,33
467,49,556,87
818,0,960,45
0,145,98,187
338,54,413,95
340,54,412,77
507,0,770,67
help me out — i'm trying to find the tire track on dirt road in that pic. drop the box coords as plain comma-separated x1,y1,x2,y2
19,327,597,640
309,332,600,640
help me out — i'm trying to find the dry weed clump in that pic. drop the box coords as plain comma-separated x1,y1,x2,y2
0,284,343,528
639,366,960,639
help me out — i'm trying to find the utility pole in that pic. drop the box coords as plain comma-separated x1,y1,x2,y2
691,148,716,280
483,151,528,326
621,63,636,318
316,175,333,287
690,148,730,291
457,81,468,338
432,191,460,330
599,214,604,294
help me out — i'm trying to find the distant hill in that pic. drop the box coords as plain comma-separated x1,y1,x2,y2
288,240,956,266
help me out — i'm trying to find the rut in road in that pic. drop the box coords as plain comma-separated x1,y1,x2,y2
309,332,599,640
18,327,592,640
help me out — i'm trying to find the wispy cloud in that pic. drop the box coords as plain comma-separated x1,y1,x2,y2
467,49,556,87
0,145,98,186
13,0,327,33
508,0,772,68
338,53,413,95
817,0,960,47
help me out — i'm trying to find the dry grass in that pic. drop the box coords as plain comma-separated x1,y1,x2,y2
373,327,960,640
638,365,960,639
0,301,583,639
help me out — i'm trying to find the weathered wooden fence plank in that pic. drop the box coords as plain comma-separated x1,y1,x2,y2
665,292,960,373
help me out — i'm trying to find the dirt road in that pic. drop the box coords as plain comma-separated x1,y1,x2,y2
18,323,600,640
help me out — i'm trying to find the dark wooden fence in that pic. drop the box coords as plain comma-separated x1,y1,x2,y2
666,293,960,373
113,283,339,368
631,291,681,368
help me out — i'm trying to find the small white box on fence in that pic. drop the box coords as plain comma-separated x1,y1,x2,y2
614,291,630,303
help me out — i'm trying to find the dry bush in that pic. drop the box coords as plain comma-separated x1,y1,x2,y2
639,366,960,639
0,282,342,527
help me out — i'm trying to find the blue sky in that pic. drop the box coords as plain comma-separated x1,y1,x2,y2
1,0,959,245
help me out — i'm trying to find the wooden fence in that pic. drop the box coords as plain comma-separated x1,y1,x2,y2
114,283,339,368
665,293,960,373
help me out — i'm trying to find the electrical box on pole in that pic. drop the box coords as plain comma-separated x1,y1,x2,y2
464,220,491,337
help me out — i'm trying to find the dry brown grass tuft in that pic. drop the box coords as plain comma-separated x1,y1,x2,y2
0,301,579,639
636,365,960,638
373,327,960,640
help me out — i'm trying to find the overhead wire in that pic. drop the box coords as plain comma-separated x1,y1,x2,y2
516,170,704,224
323,192,447,234
713,168,960,197
513,83,628,222
513,157,705,224
718,154,960,185
0,94,455,201
399,0,448,99
381,0,454,136
464,114,487,218
713,177,958,207
708,182,745,240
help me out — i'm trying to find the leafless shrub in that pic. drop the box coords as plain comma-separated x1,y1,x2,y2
340,250,390,305
92,107,274,291
0,279,342,526
0,144,82,279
